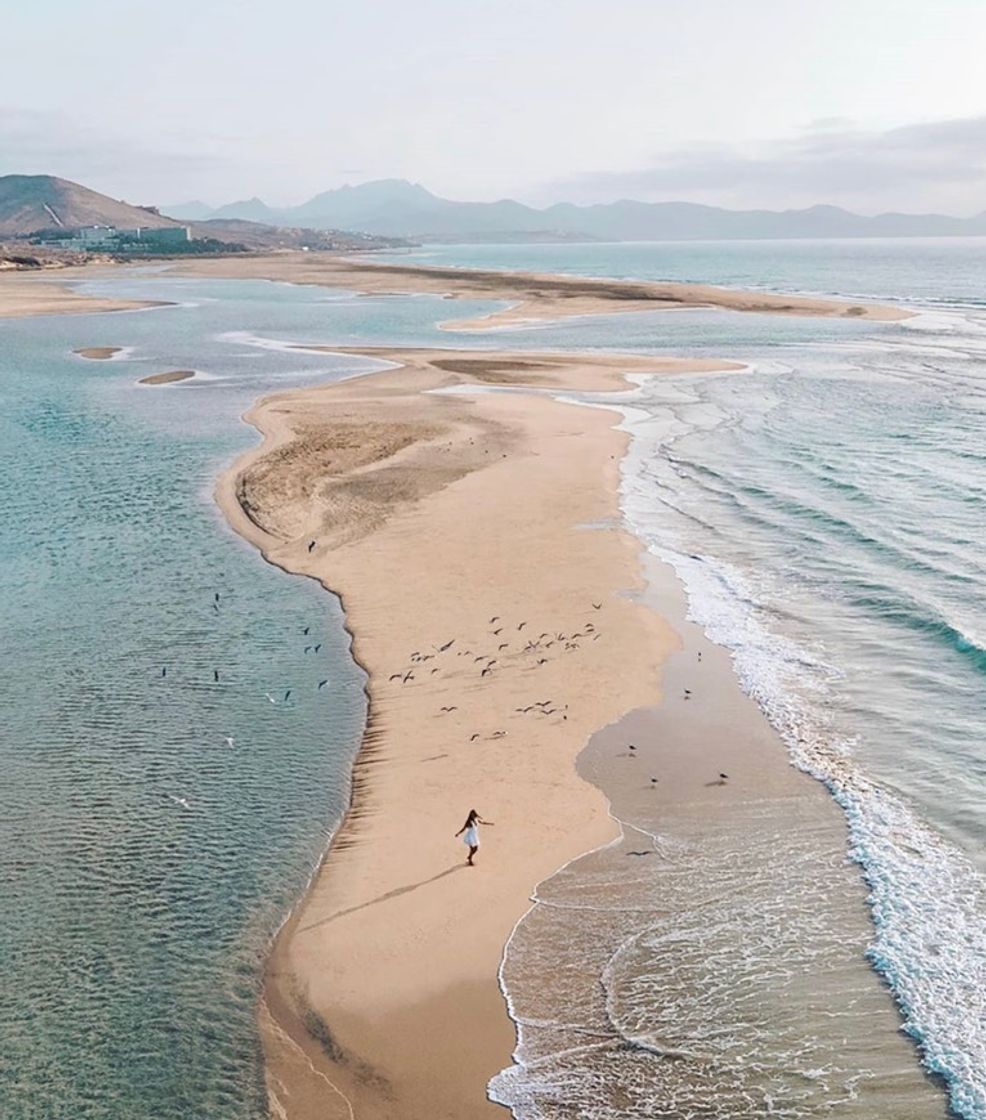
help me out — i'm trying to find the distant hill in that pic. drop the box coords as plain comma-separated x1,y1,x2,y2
0,175,181,236
180,179,986,242
188,218,411,252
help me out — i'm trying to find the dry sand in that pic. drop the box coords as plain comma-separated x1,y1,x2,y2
0,271,164,319
217,347,743,1119
178,251,910,329
138,369,196,385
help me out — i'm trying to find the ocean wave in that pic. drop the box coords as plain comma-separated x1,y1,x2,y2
627,539,986,1118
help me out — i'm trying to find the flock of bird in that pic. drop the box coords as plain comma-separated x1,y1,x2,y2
161,589,732,809
381,606,733,789
383,602,607,746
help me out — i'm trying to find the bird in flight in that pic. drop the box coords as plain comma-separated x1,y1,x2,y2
318,679,328,690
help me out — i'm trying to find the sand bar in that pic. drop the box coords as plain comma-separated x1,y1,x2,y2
75,346,122,360
138,369,196,385
0,271,165,319
178,251,909,329
217,347,748,1118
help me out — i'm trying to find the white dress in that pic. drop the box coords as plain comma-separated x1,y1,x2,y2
464,823,479,847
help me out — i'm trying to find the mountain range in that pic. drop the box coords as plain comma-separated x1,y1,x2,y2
167,178,986,242
0,176,408,251
3,173,985,246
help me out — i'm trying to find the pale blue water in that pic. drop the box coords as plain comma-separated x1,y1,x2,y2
2,241,985,1118
379,236,986,308
0,277,505,1119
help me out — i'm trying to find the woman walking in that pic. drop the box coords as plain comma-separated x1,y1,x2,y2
455,808,494,866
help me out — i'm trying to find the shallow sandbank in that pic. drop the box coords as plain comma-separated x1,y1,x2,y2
75,346,122,360
138,369,196,385
178,251,910,329
0,271,165,319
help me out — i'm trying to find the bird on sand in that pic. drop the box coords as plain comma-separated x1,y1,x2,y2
470,733,480,742
437,639,455,652
719,772,729,781
402,671,414,684
592,602,602,610
308,540,316,553
489,616,500,624
628,744,637,752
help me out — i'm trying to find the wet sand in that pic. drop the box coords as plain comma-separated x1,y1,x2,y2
177,252,910,330
138,369,196,385
75,346,122,360
491,550,948,1115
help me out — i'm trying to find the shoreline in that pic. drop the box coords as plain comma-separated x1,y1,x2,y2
216,347,737,1118
176,251,911,328
490,547,949,1113
0,268,167,318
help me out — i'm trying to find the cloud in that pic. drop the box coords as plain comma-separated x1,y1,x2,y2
0,107,242,201
547,116,986,214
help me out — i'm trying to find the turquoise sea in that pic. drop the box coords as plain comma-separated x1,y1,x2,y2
1,240,984,1117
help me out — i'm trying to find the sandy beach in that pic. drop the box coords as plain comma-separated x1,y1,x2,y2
217,347,741,1118
0,270,163,318
178,251,910,329
217,339,946,1118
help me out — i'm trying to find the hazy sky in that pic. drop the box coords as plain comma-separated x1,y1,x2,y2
4,0,986,214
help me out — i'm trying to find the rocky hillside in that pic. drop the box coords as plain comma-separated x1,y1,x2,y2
0,175,181,236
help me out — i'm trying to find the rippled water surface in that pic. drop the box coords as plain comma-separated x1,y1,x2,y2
0,277,503,1118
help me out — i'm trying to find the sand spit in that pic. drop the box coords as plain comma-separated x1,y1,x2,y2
0,271,165,319
178,251,910,329
216,347,743,1119
138,369,196,385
